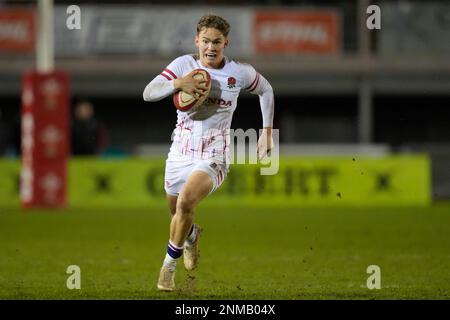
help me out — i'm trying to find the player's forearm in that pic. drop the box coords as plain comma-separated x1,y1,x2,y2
259,81,274,128
143,78,175,102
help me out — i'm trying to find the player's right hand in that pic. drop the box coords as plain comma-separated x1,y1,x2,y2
175,70,209,98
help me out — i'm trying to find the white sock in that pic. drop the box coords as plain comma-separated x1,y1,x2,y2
163,253,178,271
163,240,184,270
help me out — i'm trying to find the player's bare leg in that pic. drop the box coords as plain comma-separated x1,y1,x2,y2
167,194,177,218
157,171,212,291
166,194,202,270
170,171,212,246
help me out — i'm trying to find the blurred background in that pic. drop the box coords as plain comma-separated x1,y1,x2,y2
0,0,449,205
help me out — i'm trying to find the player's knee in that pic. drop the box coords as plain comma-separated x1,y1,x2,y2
176,197,195,216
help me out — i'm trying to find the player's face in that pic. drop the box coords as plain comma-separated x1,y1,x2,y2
195,27,228,69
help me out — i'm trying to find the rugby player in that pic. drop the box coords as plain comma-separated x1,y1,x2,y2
143,14,275,291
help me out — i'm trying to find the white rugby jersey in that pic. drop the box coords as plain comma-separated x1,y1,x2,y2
143,54,274,163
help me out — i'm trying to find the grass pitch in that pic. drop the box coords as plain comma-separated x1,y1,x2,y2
1,203,450,299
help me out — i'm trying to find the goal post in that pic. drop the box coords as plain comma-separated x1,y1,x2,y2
20,0,70,208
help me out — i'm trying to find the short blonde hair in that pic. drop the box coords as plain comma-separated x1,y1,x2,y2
197,15,230,37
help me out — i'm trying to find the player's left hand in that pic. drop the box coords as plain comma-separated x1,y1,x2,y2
257,127,274,161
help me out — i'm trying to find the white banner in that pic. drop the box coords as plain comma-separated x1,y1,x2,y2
54,5,252,57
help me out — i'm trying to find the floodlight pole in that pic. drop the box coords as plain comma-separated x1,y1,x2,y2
36,0,54,72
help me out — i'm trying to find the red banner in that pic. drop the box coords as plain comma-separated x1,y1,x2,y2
21,71,69,208
0,9,36,52
253,11,340,54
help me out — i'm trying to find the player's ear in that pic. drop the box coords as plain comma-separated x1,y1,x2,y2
224,38,228,48
195,35,199,48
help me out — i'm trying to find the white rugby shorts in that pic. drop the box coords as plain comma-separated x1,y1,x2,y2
164,158,228,196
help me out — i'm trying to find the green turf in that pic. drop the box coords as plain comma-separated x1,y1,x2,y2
1,203,450,299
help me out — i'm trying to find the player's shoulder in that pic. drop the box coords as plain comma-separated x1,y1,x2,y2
166,54,199,77
226,58,256,82
227,57,252,68
229,58,254,71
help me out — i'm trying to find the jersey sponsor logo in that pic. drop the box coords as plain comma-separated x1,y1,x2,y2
205,97,232,107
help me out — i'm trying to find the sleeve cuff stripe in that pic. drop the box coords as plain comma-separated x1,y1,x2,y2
248,73,260,92
164,68,178,79
245,73,259,90
160,72,172,81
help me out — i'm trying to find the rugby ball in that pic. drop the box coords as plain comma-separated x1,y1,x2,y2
173,69,211,112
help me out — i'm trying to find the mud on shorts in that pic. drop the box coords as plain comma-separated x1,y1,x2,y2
164,158,229,197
